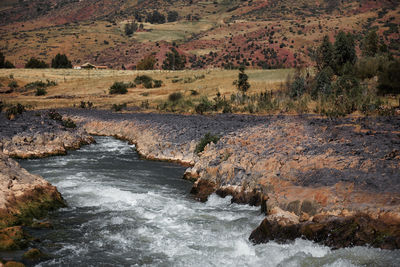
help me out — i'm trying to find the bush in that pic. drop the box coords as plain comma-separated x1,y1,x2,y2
311,67,334,98
62,118,76,128
162,48,186,70
377,60,400,95
195,97,214,114
167,11,179,22
25,80,46,89
109,82,129,94
8,80,18,89
143,80,153,88
124,21,138,36
136,55,156,70
5,103,25,120
48,110,62,121
35,88,47,96
153,80,162,88
134,75,152,85
290,76,306,98
168,92,183,102
51,53,72,68
195,133,220,154
4,61,14,68
111,103,127,111
25,57,49,68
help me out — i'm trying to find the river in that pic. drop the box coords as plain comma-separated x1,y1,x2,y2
18,136,400,266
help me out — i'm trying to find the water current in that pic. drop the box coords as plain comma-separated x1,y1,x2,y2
18,136,400,266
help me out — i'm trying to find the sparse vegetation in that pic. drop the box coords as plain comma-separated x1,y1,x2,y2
134,75,162,88
112,103,127,111
62,118,76,128
35,87,47,96
195,133,220,154
8,80,18,89
109,81,133,94
5,103,25,120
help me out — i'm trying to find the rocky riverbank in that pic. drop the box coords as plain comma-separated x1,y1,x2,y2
0,110,94,265
62,109,400,250
1,108,399,254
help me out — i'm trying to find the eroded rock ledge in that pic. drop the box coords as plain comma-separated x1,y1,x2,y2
59,109,400,250
0,111,94,253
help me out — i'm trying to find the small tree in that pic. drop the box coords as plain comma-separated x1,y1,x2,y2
109,82,129,94
315,35,334,71
0,52,14,69
124,21,138,36
51,53,72,68
25,57,49,68
167,11,179,22
162,48,186,70
147,11,166,24
362,31,379,57
136,55,156,70
237,65,250,94
333,31,357,74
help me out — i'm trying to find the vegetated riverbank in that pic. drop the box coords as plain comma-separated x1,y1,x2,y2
0,108,399,264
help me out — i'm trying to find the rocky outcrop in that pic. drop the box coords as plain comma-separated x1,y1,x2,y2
186,116,400,249
0,110,93,252
0,152,66,250
249,212,400,250
0,111,94,159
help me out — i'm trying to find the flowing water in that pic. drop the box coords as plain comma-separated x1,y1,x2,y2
18,136,400,266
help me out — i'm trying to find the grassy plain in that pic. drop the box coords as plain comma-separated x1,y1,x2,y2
0,68,291,110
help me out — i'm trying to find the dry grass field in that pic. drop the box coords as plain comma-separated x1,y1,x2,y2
0,68,293,111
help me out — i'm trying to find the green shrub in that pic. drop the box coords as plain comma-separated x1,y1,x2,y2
290,76,306,98
141,100,149,109
377,60,400,95
35,88,47,96
51,53,72,69
111,103,127,111
8,80,18,89
5,103,25,120
134,75,152,85
62,118,76,128
143,80,153,88
195,133,220,154
195,97,214,114
48,110,62,121
109,82,129,94
25,57,49,68
168,92,183,102
153,79,162,88
25,80,57,90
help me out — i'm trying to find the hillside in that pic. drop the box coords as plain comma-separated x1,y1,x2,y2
0,0,399,69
